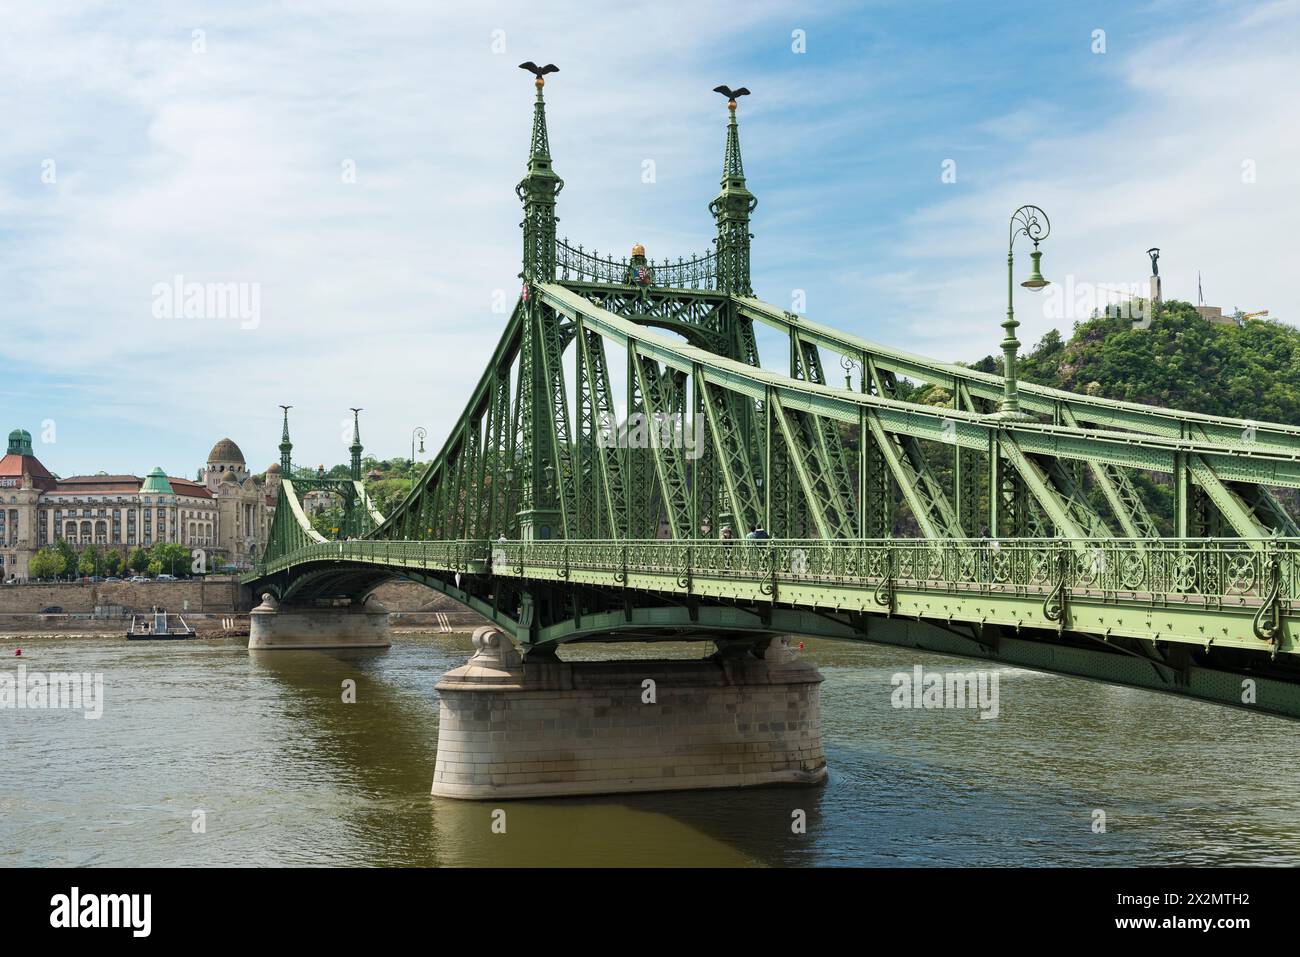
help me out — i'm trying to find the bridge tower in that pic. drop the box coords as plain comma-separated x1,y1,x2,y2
513,69,568,540
710,94,756,296
349,408,363,481
278,405,293,474
708,94,764,531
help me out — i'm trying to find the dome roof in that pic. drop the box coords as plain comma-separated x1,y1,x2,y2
140,467,174,495
266,463,282,473
6,428,33,456
219,470,239,484
207,437,245,464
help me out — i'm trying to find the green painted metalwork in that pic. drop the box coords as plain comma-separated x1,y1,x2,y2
348,408,363,481
710,98,756,296
998,205,1052,417
278,405,293,473
243,77,1300,720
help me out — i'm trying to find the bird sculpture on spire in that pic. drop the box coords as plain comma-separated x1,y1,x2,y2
713,85,751,109
519,62,559,86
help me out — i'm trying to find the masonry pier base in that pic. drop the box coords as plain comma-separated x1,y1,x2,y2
431,627,827,799
247,593,391,650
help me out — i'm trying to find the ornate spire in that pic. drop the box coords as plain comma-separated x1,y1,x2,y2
349,408,364,480
278,405,293,474
516,62,563,284
722,103,745,181
529,80,552,166
710,90,757,296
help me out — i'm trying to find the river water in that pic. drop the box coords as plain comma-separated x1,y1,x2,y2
2,631,1297,867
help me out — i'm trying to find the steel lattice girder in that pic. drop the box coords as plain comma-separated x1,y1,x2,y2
578,324,628,535
536,284,1300,495
630,344,693,538
767,302,1287,542
863,359,964,539
562,283,734,354
734,295,1300,454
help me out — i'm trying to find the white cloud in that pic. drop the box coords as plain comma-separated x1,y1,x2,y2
1,1,798,473
856,0,1300,361
3,0,1297,478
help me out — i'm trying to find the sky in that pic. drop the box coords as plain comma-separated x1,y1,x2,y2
2,0,1297,478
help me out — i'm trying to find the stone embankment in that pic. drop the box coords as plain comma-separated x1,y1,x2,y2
0,577,485,637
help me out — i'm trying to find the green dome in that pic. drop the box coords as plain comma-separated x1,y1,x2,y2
6,428,33,456
140,466,174,495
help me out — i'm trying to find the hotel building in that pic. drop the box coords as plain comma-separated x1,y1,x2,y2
0,428,278,580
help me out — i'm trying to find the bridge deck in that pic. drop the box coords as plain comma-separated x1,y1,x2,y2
246,536,1297,659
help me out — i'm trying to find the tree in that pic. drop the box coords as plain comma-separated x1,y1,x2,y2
77,544,101,577
367,477,414,515
147,559,163,576
129,547,151,574
151,542,190,577
28,548,66,581
1011,300,1300,422
102,551,123,576
55,538,76,579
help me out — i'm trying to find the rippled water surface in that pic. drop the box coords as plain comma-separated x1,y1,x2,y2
2,632,1297,866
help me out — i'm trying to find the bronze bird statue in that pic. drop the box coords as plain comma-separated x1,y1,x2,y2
519,62,560,79
713,85,751,103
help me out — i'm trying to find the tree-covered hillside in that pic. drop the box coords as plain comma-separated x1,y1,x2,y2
966,300,1300,423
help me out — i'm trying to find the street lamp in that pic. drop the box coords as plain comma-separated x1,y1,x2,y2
840,354,860,391
411,426,427,464
998,205,1051,417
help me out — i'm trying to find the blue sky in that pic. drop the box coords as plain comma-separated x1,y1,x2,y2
2,0,1297,477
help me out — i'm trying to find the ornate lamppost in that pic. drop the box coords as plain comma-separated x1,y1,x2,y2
997,205,1051,417
411,426,427,464
840,353,860,391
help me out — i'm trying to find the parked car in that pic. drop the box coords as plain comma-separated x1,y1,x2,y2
129,576,149,583
40,606,63,614
156,574,178,582
104,577,123,583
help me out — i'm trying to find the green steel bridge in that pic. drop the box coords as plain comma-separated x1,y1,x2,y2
246,75,1300,720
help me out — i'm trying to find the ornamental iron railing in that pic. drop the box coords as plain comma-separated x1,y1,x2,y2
555,238,718,290
250,536,1298,609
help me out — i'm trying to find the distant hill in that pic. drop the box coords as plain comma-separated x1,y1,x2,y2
959,300,1300,423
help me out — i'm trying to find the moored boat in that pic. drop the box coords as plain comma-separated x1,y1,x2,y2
126,607,197,640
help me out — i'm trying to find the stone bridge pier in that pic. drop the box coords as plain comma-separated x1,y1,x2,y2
248,592,391,650
431,626,827,799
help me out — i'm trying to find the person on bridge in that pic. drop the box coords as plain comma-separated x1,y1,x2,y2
720,524,735,543
746,524,770,541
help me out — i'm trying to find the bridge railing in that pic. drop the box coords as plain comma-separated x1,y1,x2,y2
494,537,1299,605
554,239,718,290
247,536,1299,606
246,538,492,582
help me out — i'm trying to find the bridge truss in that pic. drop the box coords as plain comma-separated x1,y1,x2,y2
247,76,1300,719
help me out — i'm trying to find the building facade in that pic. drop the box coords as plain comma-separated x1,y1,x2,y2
0,429,279,580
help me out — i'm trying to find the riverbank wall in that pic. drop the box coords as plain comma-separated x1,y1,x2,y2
0,578,486,634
